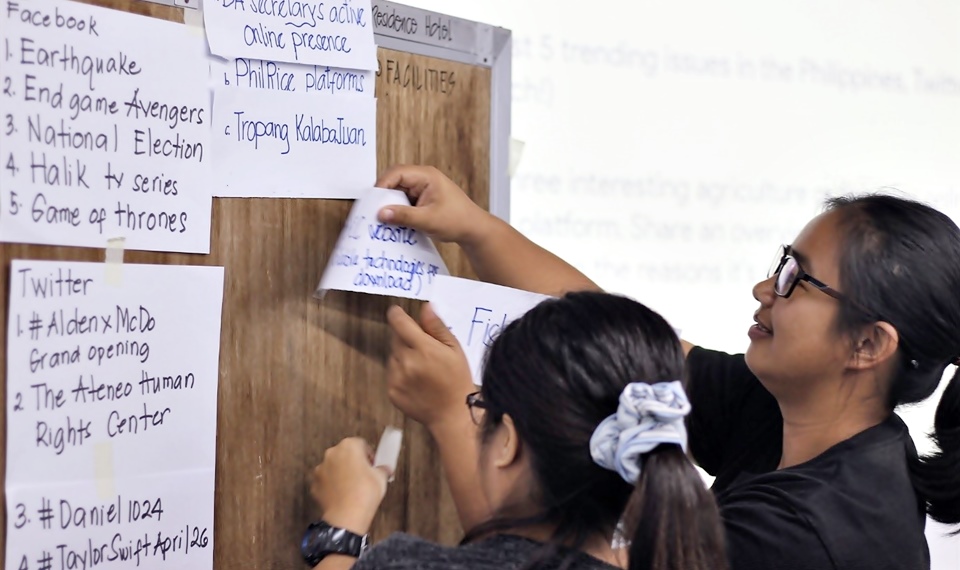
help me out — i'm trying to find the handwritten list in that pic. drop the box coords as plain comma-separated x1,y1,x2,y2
5,260,225,570
204,0,378,71
0,0,214,253
212,87,376,198
317,188,448,300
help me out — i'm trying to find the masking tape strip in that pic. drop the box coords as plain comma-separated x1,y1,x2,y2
141,0,199,8
313,285,328,301
508,138,525,178
182,1,205,37
105,237,125,286
94,442,116,500
373,426,403,483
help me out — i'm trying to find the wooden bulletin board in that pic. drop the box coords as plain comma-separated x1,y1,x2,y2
0,1,513,568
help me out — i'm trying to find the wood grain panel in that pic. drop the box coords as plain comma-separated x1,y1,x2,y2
0,2,492,568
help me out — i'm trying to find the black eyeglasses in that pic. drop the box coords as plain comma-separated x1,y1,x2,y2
768,244,847,301
465,391,489,425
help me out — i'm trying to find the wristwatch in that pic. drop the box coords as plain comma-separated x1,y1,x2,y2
301,521,369,566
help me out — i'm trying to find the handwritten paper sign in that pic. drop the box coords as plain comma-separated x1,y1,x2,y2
0,0,213,253
212,86,375,198
5,260,225,570
316,188,448,300
212,57,374,97
429,276,552,383
203,0,377,71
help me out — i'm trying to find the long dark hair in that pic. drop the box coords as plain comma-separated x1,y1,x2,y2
465,291,728,570
826,194,960,530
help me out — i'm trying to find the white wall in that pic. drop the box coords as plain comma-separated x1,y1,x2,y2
401,1,960,566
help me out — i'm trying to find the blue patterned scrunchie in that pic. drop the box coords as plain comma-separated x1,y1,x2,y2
589,381,691,484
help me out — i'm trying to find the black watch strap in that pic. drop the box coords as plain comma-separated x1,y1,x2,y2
301,521,368,566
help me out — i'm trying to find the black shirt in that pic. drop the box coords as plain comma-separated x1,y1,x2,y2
687,347,930,570
354,533,618,570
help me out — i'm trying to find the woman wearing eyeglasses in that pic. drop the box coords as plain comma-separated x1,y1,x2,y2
372,165,960,570
306,292,728,570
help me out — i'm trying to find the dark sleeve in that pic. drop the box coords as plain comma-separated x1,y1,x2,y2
352,534,445,570
352,534,501,570
721,488,836,570
685,347,780,476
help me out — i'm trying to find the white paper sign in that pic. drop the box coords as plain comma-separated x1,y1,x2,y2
429,276,552,383
203,0,377,71
0,0,213,253
212,86,376,198
316,188,448,300
5,260,225,570
213,57,374,98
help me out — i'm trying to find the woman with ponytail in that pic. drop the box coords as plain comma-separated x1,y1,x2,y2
374,165,960,569
306,292,727,570
685,194,960,569
591,382,726,570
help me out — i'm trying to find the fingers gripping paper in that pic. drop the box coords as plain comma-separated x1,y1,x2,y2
429,276,553,384
316,188,448,300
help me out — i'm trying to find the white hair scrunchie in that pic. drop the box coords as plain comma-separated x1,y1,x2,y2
589,381,691,484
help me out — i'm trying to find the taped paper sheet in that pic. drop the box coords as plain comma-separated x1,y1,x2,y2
211,87,376,198
316,188,449,300
0,0,214,253
203,0,378,70
5,260,225,570
429,276,553,384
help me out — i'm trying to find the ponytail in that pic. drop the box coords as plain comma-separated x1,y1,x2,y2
820,194,960,530
624,445,728,570
911,367,960,531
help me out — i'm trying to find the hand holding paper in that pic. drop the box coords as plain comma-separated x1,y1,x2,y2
385,304,475,428
310,438,388,536
429,276,553,384
376,165,494,245
317,188,449,300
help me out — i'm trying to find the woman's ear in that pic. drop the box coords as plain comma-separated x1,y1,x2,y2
848,321,900,371
492,414,522,468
